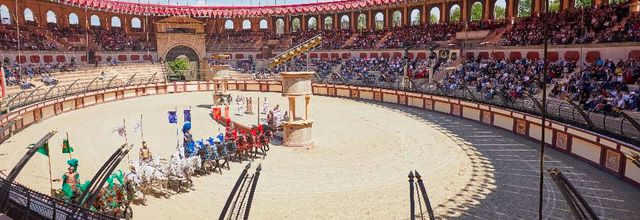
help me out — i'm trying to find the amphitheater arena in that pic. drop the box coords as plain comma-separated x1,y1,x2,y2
0,0,640,219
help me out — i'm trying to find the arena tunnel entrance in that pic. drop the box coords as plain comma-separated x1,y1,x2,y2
165,45,201,80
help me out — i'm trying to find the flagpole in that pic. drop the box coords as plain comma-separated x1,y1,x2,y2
140,114,144,142
257,97,260,125
124,118,130,162
66,132,72,160
47,150,54,195
175,106,179,149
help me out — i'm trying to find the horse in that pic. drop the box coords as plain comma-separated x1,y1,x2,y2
127,161,171,203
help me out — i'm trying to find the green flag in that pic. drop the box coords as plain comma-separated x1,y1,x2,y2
62,138,74,154
30,142,49,157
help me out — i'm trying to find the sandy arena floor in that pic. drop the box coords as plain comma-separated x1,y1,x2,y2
1,91,639,219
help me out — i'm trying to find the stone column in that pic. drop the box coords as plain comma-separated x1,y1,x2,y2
288,96,295,122
305,96,310,120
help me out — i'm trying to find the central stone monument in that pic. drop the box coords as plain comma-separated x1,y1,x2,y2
280,71,314,148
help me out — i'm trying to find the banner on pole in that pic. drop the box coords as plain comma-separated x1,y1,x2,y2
168,111,178,124
184,109,191,122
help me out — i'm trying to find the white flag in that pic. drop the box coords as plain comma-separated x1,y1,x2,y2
112,125,126,138
133,120,142,134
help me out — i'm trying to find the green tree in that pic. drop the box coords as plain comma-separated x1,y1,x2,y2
494,6,506,20
518,0,532,17
392,11,402,27
471,3,483,21
549,0,561,12
357,14,366,30
450,6,461,22
430,14,439,24
575,0,593,8
168,58,189,76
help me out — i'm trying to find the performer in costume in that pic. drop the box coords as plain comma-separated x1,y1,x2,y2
246,97,253,114
61,159,88,202
183,122,195,157
139,141,153,164
236,95,244,116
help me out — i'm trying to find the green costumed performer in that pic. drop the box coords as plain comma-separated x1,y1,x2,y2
61,158,91,202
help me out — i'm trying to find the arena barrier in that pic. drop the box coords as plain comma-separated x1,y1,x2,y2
0,80,639,189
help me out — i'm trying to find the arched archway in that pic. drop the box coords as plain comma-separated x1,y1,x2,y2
308,17,318,30
132,17,142,29
165,45,200,62
470,2,483,21
410,9,420,26
374,12,384,30
111,16,122,28
242,20,251,30
450,4,461,22
430,7,441,24
68,13,78,26
392,10,402,27
24,8,34,22
46,11,57,24
357,14,366,30
340,15,350,30
0,5,10,25
494,0,506,20
276,18,285,34
291,18,301,32
324,16,333,30
259,19,268,30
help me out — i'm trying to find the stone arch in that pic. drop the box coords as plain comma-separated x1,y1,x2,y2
430,7,441,24
340,15,350,30
324,16,333,30
224,19,234,30
242,20,251,30
357,14,366,29
46,11,57,24
24,8,34,22
470,1,483,21
392,10,402,27
111,16,122,28
276,18,285,33
374,12,384,30
308,17,318,30
90,15,100,27
68,13,79,26
259,19,268,30
132,17,142,29
0,5,10,25
165,45,200,62
291,18,301,32
495,0,506,20
410,9,420,26
450,4,461,22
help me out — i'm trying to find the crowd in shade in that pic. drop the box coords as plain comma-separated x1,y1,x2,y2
234,59,255,73
343,30,386,49
380,23,461,49
550,58,640,113
91,28,150,51
501,3,632,46
0,26,58,51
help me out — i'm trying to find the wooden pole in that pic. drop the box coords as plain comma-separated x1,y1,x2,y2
66,132,72,160
257,97,260,125
140,114,144,142
47,149,54,195
124,118,130,162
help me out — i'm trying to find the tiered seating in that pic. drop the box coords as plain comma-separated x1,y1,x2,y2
3,63,164,96
500,3,632,45
0,25,59,51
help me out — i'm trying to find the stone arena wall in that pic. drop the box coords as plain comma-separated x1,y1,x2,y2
1,80,639,187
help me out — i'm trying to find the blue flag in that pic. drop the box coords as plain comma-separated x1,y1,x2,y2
184,109,191,122
168,111,177,124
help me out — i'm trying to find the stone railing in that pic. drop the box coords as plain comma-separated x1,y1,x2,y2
0,80,638,189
